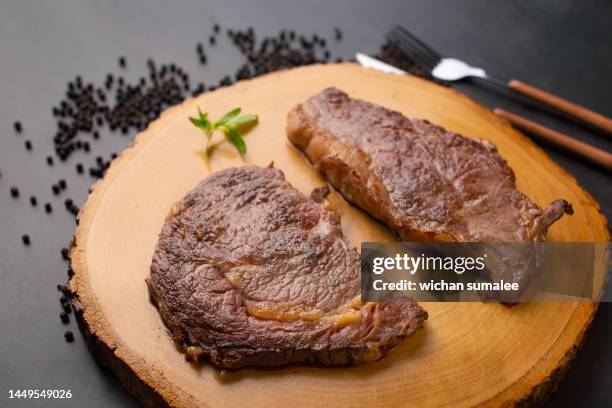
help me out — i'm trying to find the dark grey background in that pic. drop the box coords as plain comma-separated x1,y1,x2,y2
0,1,610,407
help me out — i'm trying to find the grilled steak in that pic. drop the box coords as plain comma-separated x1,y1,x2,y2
147,165,426,369
287,87,572,242
287,88,573,290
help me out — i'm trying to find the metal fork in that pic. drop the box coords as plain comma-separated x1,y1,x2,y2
386,25,612,136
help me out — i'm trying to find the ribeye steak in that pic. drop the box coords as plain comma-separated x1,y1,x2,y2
147,165,426,369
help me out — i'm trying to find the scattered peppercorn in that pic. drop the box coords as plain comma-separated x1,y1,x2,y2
69,204,79,216
52,184,60,195
119,56,126,68
60,311,69,323
14,121,22,133
30,196,37,206
59,179,67,189
25,140,32,150
334,27,343,40
45,202,53,213
22,234,30,245
225,27,334,82
64,331,74,342
47,156,54,166
10,186,19,198
50,62,188,162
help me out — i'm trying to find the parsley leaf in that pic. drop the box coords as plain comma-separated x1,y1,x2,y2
189,107,258,157
223,126,247,154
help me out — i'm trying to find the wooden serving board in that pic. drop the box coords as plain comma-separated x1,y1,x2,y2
69,64,609,408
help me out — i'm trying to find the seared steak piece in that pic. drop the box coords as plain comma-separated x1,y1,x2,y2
287,88,572,243
147,165,426,369
287,88,573,294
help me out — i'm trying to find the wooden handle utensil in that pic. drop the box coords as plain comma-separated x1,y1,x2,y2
508,80,612,136
495,108,612,172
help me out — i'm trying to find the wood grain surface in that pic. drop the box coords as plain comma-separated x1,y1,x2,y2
68,63,609,408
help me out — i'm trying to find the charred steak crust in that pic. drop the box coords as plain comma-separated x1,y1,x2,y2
147,165,426,369
286,87,573,243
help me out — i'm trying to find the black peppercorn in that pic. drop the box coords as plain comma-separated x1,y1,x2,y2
59,179,67,189
14,121,22,133
60,312,69,323
52,185,60,195
45,203,52,213
64,331,74,342
76,163,84,174
25,140,32,150
30,196,37,206
47,156,54,166
119,56,126,68
10,186,19,198
334,27,343,40
22,234,30,245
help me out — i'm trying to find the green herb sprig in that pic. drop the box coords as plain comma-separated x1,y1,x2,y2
189,107,258,156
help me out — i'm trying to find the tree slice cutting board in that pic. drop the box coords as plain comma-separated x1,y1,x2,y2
69,63,609,408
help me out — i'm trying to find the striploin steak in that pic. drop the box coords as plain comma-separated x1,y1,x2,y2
287,88,573,289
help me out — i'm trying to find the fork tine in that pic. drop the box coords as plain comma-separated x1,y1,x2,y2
394,25,442,61
388,26,440,69
385,25,442,71
386,31,437,70
386,31,438,71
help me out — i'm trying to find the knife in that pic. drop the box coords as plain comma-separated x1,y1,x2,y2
355,53,407,76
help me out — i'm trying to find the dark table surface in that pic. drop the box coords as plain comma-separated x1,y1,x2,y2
0,1,610,407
